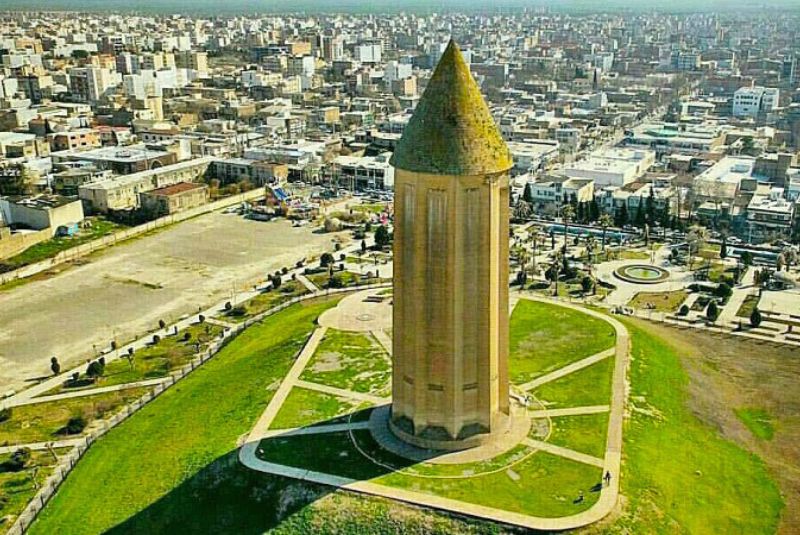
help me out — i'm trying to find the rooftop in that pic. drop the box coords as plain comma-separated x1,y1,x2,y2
389,40,512,175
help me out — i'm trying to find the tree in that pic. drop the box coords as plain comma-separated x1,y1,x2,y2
361,239,367,254
741,250,754,267
715,282,732,301
634,201,645,227
678,304,690,316
0,406,11,423
320,252,335,267
615,204,628,227
374,225,391,248
750,308,762,328
50,357,61,376
561,205,575,255
86,360,105,381
706,301,719,322
523,182,534,203
720,237,728,259
269,274,282,289
599,213,613,250
646,187,656,225
65,415,87,434
2,448,31,472
123,347,135,370
581,275,594,294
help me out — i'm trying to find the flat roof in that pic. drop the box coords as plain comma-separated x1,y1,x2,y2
146,182,207,196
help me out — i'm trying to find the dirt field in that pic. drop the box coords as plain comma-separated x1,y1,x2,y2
637,321,800,534
0,212,347,392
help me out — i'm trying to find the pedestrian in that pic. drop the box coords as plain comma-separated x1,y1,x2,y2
604,470,612,486
576,490,584,504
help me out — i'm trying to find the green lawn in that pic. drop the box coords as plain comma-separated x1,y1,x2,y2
300,329,391,396
270,387,361,429
258,430,601,518
44,324,223,395
736,294,760,319
735,408,775,441
0,388,149,445
29,297,342,535
0,449,68,530
628,290,689,313
533,357,614,408
225,281,308,322
547,413,609,459
0,218,126,272
612,319,783,534
509,299,615,385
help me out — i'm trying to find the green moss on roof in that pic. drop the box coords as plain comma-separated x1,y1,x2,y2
389,40,513,176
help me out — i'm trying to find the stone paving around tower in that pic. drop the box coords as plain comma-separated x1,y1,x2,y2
239,289,631,531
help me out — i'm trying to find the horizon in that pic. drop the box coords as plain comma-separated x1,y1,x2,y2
3,0,800,14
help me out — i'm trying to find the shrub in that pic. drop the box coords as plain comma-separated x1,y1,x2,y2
715,282,732,300
224,301,232,311
183,332,192,342
678,304,690,316
1,448,31,472
86,360,104,379
374,225,391,248
750,308,762,328
328,274,344,289
269,274,282,289
152,334,161,344
198,314,205,324
0,406,11,423
581,275,594,293
706,301,719,322
320,252,335,267
50,356,61,376
281,267,289,274
158,319,166,329
65,415,87,435
229,305,246,317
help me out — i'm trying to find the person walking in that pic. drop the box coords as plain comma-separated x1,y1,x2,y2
604,470,612,487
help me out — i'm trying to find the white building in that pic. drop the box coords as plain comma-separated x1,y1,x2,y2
331,152,394,190
561,148,655,187
355,44,382,64
733,87,780,118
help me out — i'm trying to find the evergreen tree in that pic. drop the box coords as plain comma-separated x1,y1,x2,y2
615,204,629,227
589,197,600,222
634,201,645,227
646,187,656,224
523,183,534,204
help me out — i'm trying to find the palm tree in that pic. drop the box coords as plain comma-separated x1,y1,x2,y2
599,213,613,251
514,200,532,221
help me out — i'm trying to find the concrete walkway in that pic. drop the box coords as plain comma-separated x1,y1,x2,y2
247,327,328,441
372,330,393,356
296,273,319,293
294,379,389,406
717,267,754,324
523,438,605,468
261,420,371,438
528,405,610,418
240,293,632,532
6,378,167,408
0,439,82,454
519,347,615,392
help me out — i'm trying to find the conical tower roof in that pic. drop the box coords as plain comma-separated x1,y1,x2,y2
390,40,512,176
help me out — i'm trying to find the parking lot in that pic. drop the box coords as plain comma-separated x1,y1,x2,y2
0,211,347,392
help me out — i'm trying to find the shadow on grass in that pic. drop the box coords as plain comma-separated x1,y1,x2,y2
102,409,419,535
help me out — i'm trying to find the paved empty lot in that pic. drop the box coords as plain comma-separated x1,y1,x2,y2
0,212,346,392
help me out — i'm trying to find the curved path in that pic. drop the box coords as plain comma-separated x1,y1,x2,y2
240,290,631,532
